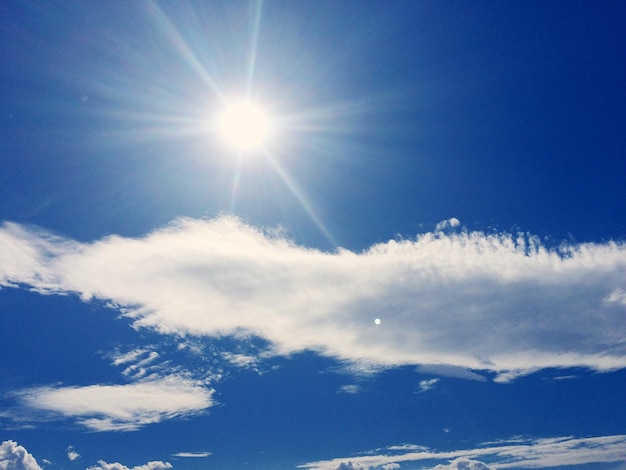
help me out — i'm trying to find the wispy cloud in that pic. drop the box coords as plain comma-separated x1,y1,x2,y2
221,352,260,369
111,348,162,380
415,364,487,381
606,288,626,306
0,440,42,470
418,378,439,393
1,216,625,379
17,376,214,431
298,434,626,469
338,384,361,394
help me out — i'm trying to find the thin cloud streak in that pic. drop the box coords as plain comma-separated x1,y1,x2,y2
1,217,625,378
299,435,626,469
171,452,212,458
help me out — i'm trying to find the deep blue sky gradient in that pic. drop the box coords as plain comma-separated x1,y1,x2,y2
1,2,625,469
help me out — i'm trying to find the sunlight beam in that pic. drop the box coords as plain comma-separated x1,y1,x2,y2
229,155,243,212
246,0,263,99
262,148,338,248
145,1,225,103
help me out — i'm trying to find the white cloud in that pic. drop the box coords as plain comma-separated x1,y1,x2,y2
221,352,259,369
491,435,626,468
111,349,161,380
435,217,461,232
87,460,172,470
433,458,492,469
1,217,626,377
335,463,363,470
338,385,361,394
298,434,626,469
0,441,42,470
386,444,428,452
171,452,211,458
18,376,214,431
605,288,626,306
418,378,439,392
112,349,154,367
416,365,486,381
67,446,80,461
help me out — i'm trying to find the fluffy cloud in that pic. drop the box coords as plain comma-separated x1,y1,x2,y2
67,446,80,461
299,435,626,469
87,460,172,470
435,217,461,232
1,217,626,378
0,441,42,470
18,376,214,431
434,458,491,469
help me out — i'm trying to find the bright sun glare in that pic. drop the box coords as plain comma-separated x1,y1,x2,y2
217,100,271,152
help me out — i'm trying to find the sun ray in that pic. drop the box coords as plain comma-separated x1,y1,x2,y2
229,155,243,212
262,148,338,248
246,0,264,99
144,1,225,103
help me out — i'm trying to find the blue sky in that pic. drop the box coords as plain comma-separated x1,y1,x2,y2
1,1,626,469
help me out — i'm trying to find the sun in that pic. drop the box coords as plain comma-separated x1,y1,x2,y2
217,100,271,152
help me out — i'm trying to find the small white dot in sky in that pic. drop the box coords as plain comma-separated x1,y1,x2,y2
374,318,381,325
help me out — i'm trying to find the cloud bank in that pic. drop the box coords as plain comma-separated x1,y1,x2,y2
1,216,625,379
299,435,626,469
